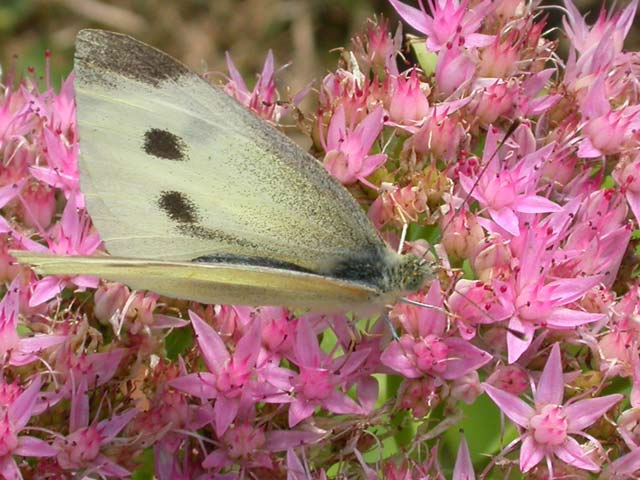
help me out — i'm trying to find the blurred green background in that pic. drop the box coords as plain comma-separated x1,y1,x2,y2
0,0,633,93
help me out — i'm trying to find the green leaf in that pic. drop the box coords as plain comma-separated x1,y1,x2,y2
164,327,193,360
409,36,437,75
131,448,154,480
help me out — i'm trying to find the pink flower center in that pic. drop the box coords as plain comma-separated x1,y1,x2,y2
515,284,552,321
224,424,266,459
55,426,102,469
294,367,333,400
483,171,517,209
529,404,568,446
413,335,449,374
216,360,251,397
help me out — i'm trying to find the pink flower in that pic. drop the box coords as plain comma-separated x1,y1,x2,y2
286,317,367,427
0,377,56,479
435,37,477,96
170,311,285,436
23,196,101,306
321,105,387,185
578,75,640,158
388,70,431,124
52,382,136,477
389,0,494,52
483,344,623,474
563,0,637,56
0,277,66,367
224,50,307,122
459,128,562,236
495,225,605,363
381,281,491,380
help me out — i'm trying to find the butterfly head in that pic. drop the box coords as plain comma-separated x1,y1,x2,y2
392,252,433,295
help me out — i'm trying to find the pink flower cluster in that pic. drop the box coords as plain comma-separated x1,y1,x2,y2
1,0,640,478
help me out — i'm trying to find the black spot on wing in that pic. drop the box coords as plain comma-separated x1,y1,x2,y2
144,129,187,161
75,29,190,88
158,191,199,224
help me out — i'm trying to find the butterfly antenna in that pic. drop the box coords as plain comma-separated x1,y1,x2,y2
382,310,400,341
399,296,448,315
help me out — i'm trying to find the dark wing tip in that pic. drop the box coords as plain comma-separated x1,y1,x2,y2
74,29,191,87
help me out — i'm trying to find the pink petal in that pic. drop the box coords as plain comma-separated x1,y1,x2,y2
388,0,430,34
72,274,99,289
0,181,24,209
233,318,262,367
555,436,600,471
545,308,604,328
326,105,346,149
29,276,65,307
520,434,545,472
293,318,323,367
565,394,623,431
258,365,295,392
482,383,534,428
70,381,89,432
547,275,603,304
267,431,325,452
489,207,520,236
452,436,475,480
515,195,563,214
98,408,137,441
324,390,362,415
259,50,275,87
419,280,446,337
150,314,189,329
534,343,564,406
577,137,602,158
169,372,218,399
10,376,41,429
380,341,422,378
627,190,640,225
357,153,387,179
354,107,384,153
441,338,492,380
225,52,248,93
331,348,370,379
289,398,317,427
95,453,131,477
202,450,228,469
287,449,308,480
506,316,535,364
90,349,126,386
189,311,229,373
214,396,239,436
610,447,640,477
356,377,378,413
0,456,21,480
16,334,67,354
15,436,57,457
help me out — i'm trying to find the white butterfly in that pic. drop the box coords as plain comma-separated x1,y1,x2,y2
13,29,431,312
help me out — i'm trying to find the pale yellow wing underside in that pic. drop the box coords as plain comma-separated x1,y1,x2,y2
12,252,378,311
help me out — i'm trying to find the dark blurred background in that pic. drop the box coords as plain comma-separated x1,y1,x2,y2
0,0,636,92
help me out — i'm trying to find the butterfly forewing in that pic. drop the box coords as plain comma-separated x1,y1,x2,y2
73,30,385,275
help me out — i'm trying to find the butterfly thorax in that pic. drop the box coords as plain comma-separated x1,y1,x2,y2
327,245,431,297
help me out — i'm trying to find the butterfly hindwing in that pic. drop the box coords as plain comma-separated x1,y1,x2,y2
11,252,377,311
